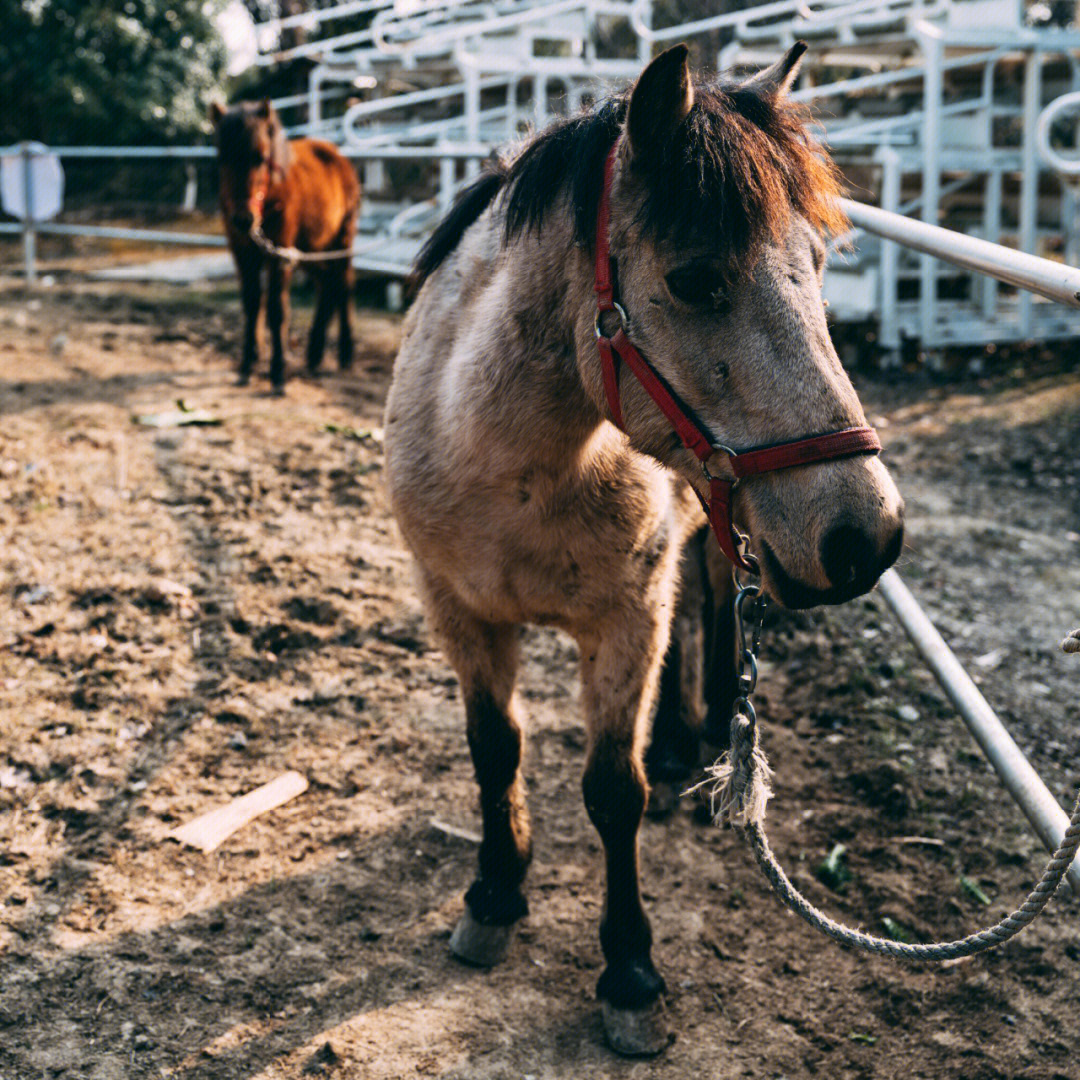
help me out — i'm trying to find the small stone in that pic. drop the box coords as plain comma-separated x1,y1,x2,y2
228,731,248,750
897,704,920,723
302,1042,339,1074
973,650,1003,669
15,583,52,605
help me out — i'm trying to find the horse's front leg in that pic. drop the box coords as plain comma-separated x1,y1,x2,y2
580,612,671,1056
266,259,293,395
420,574,531,965
235,246,263,386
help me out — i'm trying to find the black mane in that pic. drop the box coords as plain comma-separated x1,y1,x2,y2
409,76,842,292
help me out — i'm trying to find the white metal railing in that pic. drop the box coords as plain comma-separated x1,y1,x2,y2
841,197,1080,305
1037,89,1080,175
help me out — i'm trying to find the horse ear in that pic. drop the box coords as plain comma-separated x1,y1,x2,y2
626,43,694,162
740,41,808,97
208,101,226,126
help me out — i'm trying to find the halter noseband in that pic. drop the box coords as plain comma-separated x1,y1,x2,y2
592,142,882,572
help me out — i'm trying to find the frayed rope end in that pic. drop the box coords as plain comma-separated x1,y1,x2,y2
685,713,773,828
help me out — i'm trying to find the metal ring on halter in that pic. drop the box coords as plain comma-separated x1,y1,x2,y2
594,302,629,340
701,443,739,483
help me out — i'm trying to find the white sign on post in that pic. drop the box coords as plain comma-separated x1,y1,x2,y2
1,142,64,222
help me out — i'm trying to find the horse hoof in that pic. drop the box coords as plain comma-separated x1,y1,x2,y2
236,374,251,387
449,909,514,967
272,384,286,398
601,999,669,1057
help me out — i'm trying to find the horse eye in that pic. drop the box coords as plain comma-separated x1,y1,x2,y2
665,264,731,312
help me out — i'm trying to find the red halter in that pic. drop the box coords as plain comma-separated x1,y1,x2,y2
592,143,882,572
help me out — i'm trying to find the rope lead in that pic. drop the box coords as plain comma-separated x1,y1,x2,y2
698,581,1080,961
691,710,773,828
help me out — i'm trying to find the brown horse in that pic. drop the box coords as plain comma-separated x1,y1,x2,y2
209,99,361,394
385,45,904,1055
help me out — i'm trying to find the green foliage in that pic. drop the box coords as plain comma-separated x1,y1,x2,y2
815,842,852,893
960,875,992,906
881,916,915,943
0,0,228,145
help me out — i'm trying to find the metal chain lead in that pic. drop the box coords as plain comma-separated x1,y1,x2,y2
723,563,1080,961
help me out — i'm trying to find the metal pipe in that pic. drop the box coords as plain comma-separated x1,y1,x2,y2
1037,90,1080,177
878,147,901,351
919,24,942,346
839,198,1080,307
31,223,226,246
42,146,216,159
981,167,1001,319
21,143,36,287
1020,50,1042,337
877,570,1080,894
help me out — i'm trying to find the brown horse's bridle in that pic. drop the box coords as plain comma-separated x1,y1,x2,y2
593,143,882,572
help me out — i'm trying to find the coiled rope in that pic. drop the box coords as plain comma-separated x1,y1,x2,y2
695,583,1080,961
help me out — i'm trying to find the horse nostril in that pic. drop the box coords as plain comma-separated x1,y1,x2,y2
820,522,879,589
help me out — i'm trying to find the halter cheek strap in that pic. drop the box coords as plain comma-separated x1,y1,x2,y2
592,142,882,572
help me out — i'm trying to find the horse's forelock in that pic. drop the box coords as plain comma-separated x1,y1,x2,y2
501,76,845,265
639,85,846,274
410,73,846,289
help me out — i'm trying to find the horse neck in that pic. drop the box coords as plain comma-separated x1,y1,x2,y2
492,207,608,467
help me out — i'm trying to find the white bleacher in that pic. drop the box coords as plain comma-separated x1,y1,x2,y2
257,0,1080,351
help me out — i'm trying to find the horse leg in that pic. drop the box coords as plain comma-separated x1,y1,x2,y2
266,260,293,395
337,256,355,371
580,616,670,1056
702,537,739,751
236,248,263,386
306,268,333,376
645,531,707,817
421,576,530,965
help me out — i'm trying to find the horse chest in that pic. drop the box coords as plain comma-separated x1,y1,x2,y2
444,460,686,628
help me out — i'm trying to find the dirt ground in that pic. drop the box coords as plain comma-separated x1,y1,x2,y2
2,277,1080,1080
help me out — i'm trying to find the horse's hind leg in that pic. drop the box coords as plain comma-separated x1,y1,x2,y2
702,538,738,751
336,256,355,371
580,614,670,1056
306,268,333,375
645,530,708,816
421,576,531,965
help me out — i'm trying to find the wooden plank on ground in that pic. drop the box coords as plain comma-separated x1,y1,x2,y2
167,771,309,853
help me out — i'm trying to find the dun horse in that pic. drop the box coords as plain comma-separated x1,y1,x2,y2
210,100,360,394
385,44,904,1055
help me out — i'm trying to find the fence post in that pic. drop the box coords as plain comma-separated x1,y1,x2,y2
21,142,36,287
878,146,901,356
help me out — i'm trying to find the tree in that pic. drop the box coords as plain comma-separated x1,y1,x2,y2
0,1,229,146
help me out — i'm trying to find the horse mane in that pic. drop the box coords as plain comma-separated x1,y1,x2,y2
409,75,845,292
